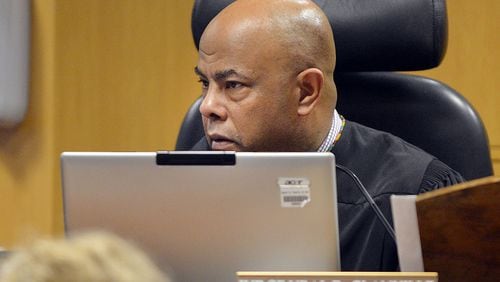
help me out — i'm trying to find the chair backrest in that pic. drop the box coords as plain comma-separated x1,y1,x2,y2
176,0,493,180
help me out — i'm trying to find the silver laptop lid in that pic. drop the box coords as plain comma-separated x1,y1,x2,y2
61,151,339,282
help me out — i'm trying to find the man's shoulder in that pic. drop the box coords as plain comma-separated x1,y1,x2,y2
341,120,429,156
334,120,435,169
333,120,437,200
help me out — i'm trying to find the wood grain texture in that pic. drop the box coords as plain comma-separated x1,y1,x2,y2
53,0,200,152
492,146,500,178
416,177,500,282
0,0,57,247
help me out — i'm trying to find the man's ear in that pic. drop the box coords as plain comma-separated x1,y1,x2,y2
296,68,324,116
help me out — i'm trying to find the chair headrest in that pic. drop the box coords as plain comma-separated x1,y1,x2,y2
191,0,448,72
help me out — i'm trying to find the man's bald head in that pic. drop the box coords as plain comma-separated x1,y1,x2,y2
200,0,336,77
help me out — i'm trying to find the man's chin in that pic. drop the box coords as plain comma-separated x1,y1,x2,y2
210,140,241,151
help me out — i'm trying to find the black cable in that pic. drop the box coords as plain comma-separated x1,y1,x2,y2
336,164,396,242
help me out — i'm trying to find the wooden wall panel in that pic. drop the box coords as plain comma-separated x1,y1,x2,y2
413,0,500,175
54,0,200,152
51,0,200,233
492,148,500,178
0,0,56,247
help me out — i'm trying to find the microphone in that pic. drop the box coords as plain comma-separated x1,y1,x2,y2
335,164,396,242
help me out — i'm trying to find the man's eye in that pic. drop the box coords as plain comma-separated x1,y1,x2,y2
198,79,209,89
226,81,242,89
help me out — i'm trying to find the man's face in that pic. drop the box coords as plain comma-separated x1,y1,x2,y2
195,23,301,152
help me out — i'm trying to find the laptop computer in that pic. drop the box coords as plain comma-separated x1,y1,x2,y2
61,151,339,282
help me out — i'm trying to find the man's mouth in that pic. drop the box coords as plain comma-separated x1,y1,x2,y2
208,134,238,151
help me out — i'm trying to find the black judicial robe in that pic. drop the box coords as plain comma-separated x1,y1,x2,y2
190,120,463,271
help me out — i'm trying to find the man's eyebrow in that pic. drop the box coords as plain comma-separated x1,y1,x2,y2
194,66,250,81
214,69,247,81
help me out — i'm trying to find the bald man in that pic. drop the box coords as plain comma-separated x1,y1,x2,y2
192,0,463,271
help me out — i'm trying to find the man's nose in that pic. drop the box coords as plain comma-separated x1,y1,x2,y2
199,86,227,121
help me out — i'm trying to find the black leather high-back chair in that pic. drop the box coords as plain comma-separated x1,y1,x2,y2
176,0,493,181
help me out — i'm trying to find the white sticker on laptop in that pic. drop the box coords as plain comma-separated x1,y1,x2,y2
278,178,311,208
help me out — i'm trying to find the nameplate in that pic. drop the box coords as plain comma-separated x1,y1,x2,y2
237,271,438,282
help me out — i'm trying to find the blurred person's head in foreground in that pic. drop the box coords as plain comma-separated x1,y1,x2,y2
1,231,170,282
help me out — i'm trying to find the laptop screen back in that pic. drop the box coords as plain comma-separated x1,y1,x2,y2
61,151,339,282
